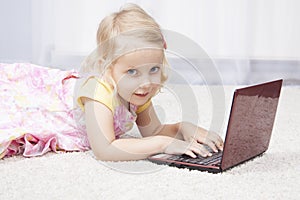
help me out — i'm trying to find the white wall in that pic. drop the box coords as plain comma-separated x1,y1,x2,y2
42,0,300,60
0,0,299,84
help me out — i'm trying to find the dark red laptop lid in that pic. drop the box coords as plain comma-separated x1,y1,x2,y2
221,79,283,171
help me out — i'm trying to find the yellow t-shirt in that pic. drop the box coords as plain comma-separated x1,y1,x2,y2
76,76,151,114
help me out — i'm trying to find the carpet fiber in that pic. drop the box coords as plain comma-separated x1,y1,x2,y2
0,85,299,200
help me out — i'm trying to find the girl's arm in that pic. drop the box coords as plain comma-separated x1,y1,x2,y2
137,102,223,154
84,99,211,160
83,98,171,161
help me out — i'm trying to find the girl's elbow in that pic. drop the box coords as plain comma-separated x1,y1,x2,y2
90,140,116,161
93,151,112,161
91,146,114,161
93,151,104,160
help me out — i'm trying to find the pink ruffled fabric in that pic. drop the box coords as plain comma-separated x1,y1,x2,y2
113,104,138,138
0,63,90,158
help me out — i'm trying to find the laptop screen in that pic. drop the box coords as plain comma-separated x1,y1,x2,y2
221,80,282,170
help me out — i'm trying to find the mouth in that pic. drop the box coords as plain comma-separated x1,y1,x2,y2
134,92,149,98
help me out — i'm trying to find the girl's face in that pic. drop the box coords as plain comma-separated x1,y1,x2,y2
111,49,164,106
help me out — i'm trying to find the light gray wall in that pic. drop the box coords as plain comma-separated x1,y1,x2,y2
0,0,32,62
167,58,300,85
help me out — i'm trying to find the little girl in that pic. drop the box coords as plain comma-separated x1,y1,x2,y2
76,4,223,161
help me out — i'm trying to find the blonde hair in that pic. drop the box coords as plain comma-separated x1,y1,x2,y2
80,3,168,86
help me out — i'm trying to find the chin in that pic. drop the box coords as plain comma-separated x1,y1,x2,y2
130,97,150,106
130,100,148,106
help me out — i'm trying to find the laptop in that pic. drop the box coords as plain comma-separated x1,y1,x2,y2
148,79,283,173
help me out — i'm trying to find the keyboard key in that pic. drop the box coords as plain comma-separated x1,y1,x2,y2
168,151,223,165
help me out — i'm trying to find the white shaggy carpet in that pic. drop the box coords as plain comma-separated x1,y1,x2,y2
0,85,299,200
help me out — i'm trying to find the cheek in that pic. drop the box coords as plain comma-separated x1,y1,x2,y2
116,77,140,99
150,73,163,86
156,74,163,84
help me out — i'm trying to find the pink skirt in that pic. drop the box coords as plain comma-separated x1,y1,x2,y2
0,63,90,158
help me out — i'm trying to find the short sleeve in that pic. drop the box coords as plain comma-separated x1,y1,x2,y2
136,99,151,114
76,77,114,111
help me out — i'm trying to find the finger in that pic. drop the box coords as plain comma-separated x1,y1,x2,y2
196,136,218,153
214,138,224,151
188,140,212,157
206,141,219,153
191,144,211,157
207,132,224,151
184,150,197,158
197,131,216,144
217,140,224,151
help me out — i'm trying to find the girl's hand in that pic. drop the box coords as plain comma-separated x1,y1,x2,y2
180,122,224,154
162,137,213,158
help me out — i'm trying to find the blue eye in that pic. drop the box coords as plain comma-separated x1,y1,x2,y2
127,69,137,76
150,66,160,74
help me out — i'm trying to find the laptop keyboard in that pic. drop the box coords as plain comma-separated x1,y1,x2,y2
167,151,223,166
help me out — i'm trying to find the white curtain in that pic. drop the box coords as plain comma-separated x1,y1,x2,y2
29,0,300,84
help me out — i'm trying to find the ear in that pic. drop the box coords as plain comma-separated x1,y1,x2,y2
161,33,167,49
163,39,167,49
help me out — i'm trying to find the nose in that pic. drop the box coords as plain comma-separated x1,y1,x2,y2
138,74,153,88
138,72,161,90
139,80,151,89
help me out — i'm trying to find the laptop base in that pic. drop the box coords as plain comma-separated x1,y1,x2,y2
148,157,222,173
